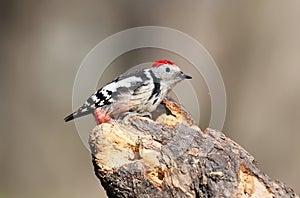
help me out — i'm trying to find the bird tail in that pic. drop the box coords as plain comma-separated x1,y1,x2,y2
64,106,92,122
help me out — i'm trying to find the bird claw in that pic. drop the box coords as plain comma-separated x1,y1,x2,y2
123,111,152,123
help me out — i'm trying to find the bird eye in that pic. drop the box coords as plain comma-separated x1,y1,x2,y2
165,67,170,72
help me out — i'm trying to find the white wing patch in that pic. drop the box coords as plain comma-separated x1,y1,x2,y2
102,90,111,98
103,76,143,92
91,95,100,103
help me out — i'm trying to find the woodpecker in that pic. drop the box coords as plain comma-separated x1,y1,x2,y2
64,60,192,124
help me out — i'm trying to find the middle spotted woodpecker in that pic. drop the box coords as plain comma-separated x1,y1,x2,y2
64,60,192,124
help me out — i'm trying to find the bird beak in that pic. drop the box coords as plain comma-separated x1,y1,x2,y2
180,71,192,79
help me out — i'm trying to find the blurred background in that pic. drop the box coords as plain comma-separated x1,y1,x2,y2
1,1,300,197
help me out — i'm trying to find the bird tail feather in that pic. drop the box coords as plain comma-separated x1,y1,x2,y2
64,107,92,122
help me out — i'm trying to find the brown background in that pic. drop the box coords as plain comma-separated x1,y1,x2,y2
1,1,300,197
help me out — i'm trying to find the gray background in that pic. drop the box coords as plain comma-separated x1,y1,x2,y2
1,1,300,197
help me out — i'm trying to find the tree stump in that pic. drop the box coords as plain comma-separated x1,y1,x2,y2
89,98,299,198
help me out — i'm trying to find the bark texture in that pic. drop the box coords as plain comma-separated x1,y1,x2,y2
89,98,299,198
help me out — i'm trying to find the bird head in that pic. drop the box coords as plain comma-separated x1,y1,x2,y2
151,60,192,87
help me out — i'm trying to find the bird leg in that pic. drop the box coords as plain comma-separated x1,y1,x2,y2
93,108,111,125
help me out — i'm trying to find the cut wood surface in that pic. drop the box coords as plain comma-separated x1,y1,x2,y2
89,98,299,198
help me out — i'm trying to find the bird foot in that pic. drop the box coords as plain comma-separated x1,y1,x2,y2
123,111,152,123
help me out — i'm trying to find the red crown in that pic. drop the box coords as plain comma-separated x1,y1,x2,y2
152,60,174,67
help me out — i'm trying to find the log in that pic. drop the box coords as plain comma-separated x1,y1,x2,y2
89,98,299,198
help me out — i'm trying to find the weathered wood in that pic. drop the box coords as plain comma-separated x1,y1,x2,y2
89,98,299,198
